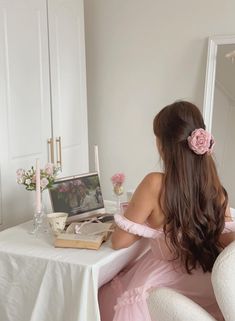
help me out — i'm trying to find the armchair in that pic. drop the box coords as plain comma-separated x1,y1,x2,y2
147,241,235,321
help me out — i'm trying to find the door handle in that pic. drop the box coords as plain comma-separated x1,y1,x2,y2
56,136,62,169
47,138,55,164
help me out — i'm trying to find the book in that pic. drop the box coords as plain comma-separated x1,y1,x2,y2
54,221,114,250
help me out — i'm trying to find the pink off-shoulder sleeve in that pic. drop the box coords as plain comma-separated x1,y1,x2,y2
223,220,235,233
114,214,158,239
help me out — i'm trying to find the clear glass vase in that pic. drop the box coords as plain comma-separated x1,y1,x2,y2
30,192,48,235
113,184,124,214
115,194,121,214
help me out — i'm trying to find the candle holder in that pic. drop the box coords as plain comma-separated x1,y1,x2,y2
16,163,59,235
30,193,48,235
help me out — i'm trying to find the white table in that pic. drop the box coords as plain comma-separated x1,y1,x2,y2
0,221,149,321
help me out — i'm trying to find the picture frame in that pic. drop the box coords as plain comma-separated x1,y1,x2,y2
49,172,106,223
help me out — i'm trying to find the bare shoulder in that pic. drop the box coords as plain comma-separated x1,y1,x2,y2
121,172,163,223
142,172,164,192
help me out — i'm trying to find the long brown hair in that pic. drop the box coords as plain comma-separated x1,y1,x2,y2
153,101,228,273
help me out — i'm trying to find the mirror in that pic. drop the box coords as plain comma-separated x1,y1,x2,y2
203,35,235,208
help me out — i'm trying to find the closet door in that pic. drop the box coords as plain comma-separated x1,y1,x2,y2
48,0,89,177
0,0,52,229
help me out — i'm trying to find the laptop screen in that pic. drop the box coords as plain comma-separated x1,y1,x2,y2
49,172,106,222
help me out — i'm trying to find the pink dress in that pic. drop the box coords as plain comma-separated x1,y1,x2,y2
99,215,235,321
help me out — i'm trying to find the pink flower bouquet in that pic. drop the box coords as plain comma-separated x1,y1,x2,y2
111,172,125,196
16,163,59,191
111,172,125,185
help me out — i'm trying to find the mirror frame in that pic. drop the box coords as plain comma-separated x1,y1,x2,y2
203,35,235,132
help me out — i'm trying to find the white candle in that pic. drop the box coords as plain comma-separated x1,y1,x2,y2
35,159,41,213
94,145,100,177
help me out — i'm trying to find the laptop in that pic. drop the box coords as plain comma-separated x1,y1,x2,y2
49,172,106,223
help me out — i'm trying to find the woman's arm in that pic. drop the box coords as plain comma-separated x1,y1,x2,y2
111,173,162,250
219,232,235,247
219,204,235,247
225,204,233,222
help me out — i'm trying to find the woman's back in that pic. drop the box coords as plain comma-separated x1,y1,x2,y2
99,101,234,321
100,212,235,321
144,171,232,257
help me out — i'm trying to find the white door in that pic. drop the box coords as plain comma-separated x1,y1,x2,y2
48,0,89,177
0,0,52,229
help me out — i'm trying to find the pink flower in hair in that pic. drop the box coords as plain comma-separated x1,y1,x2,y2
187,128,215,155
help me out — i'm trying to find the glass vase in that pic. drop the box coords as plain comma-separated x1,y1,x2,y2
113,184,124,214
115,194,121,214
30,192,48,235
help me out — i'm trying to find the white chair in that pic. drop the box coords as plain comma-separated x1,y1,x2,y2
147,241,235,321
212,240,235,321
147,287,216,321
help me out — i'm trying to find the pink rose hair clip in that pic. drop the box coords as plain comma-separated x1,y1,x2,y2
187,128,215,155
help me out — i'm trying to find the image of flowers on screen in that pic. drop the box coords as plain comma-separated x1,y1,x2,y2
49,173,104,217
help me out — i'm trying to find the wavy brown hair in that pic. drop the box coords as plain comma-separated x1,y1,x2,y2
153,101,228,273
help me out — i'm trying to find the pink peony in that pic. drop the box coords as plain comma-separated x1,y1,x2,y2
111,172,125,185
41,177,49,189
44,163,54,176
16,168,25,178
187,128,215,155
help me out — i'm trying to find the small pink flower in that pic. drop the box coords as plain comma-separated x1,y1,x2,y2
41,177,49,189
16,168,25,178
111,172,125,185
187,128,215,155
44,163,54,176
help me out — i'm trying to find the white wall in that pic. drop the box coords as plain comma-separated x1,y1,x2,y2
84,0,235,201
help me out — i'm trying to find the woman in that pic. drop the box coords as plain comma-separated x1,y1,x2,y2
99,101,235,321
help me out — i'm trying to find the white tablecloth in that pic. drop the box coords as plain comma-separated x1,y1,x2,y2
0,221,149,321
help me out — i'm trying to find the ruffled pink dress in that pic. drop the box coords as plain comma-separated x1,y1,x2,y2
99,214,235,321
